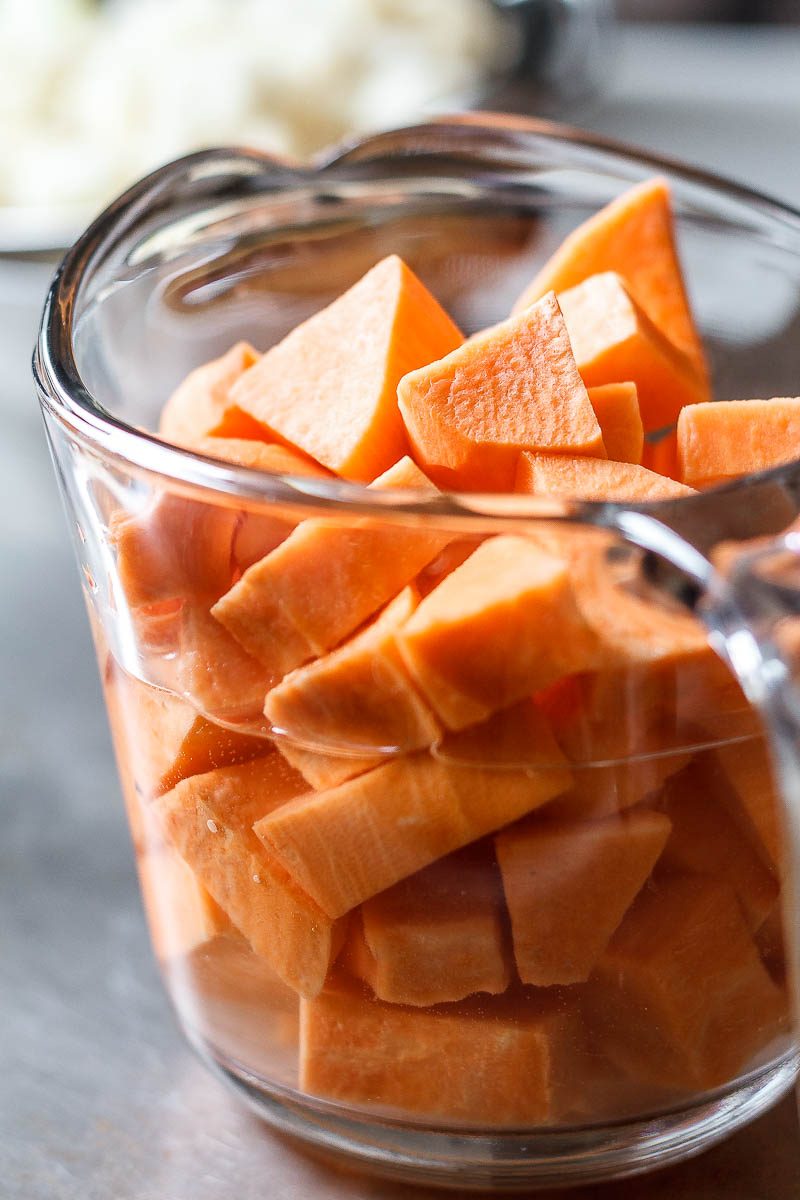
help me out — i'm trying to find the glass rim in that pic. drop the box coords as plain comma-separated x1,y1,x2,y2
32,112,800,529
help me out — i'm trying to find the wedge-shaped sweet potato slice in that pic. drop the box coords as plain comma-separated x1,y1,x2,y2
585,876,788,1091
714,736,783,870
398,292,605,491
395,535,600,731
154,758,343,996
659,756,779,932
515,452,696,502
111,493,238,609
496,810,670,986
211,456,446,676
300,973,582,1124
158,341,264,444
558,273,706,432
512,177,709,386
344,843,510,1007
587,382,644,465
137,848,235,961
272,740,383,792
227,255,463,482
253,752,571,919
677,397,800,489
434,698,567,771
265,587,439,756
174,604,275,721
187,438,332,572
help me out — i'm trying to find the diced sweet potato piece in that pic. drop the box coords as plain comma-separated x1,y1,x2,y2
396,535,600,732
344,844,510,1006
714,736,783,870
211,456,446,676
265,587,439,756
168,933,300,1080
586,876,788,1090
434,698,568,770
398,292,605,491
273,739,383,791
157,716,270,796
300,973,582,1124
515,452,696,502
587,382,644,464
111,494,238,608
187,438,332,572
496,810,670,986
137,848,234,961
154,759,343,996
158,342,264,444
677,398,800,489
254,753,571,919
558,272,706,432
175,604,275,721
512,177,709,386
658,756,779,931
227,255,464,482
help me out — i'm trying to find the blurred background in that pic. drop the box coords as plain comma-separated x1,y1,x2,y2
3,2,800,1196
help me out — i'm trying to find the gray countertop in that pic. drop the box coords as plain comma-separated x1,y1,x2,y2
3,23,800,1200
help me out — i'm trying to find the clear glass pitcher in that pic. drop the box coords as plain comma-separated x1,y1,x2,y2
33,116,800,1191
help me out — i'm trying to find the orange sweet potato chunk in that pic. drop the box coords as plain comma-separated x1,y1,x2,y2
586,876,788,1091
158,341,265,444
300,973,582,1124
227,255,464,482
714,736,783,870
344,844,510,1006
157,716,270,796
677,398,800,489
587,382,644,464
211,456,447,676
658,756,779,932
515,452,696,502
397,292,605,491
154,758,344,996
496,810,670,986
395,535,600,731
272,739,383,792
265,587,438,755
111,494,238,608
174,604,275,721
137,848,234,961
512,177,709,387
253,753,571,919
434,698,567,771
558,272,706,432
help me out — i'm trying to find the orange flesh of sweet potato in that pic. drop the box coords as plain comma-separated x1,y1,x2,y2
174,603,276,721
210,456,446,676
677,398,800,488
111,494,238,608
154,758,343,996
397,292,605,492
658,756,779,932
434,698,568,771
545,748,691,823
137,848,235,961
158,342,264,444
511,177,709,387
395,535,600,732
714,736,783,870
157,715,270,796
227,255,464,482
272,739,383,791
587,382,644,464
496,810,671,986
515,451,696,502
253,752,571,919
641,431,680,480
264,587,439,756
558,272,706,432
300,972,581,1124
586,875,787,1091
344,843,510,1006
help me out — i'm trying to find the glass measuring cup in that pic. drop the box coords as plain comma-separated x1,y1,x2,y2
33,116,800,1190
